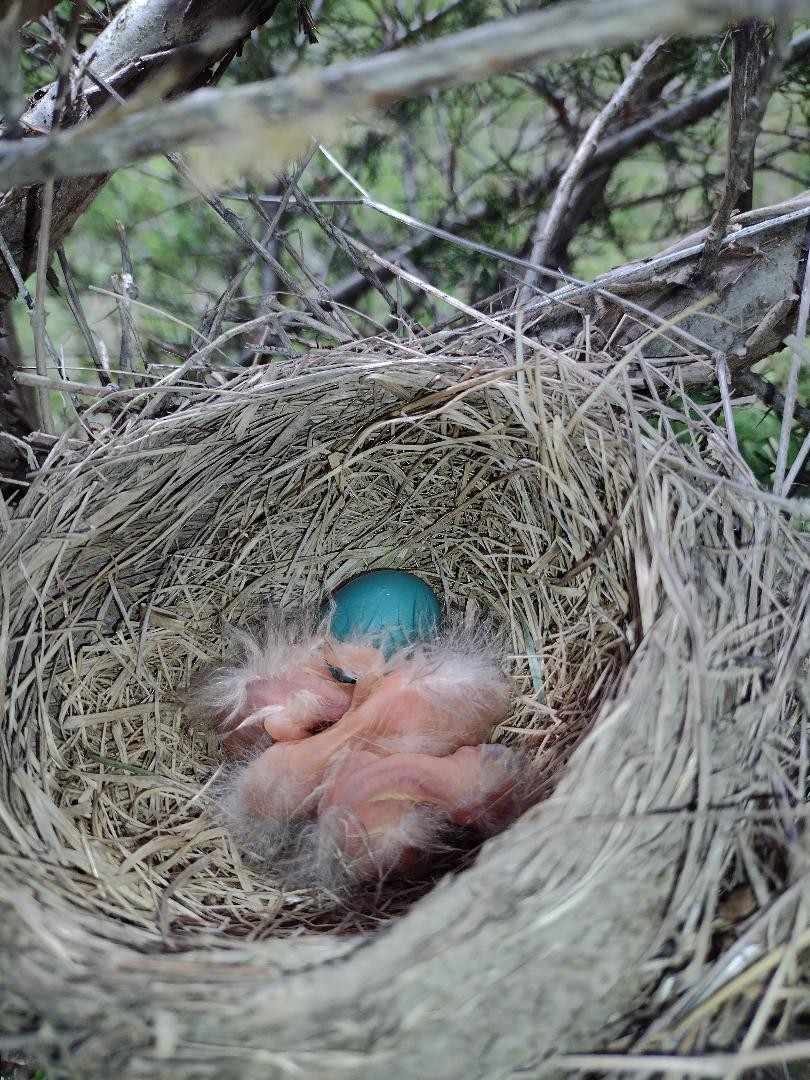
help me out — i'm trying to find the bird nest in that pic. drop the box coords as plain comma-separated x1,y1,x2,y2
1,332,809,1078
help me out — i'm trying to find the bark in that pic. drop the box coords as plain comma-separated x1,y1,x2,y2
1,0,809,197
0,0,284,455
521,192,810,383
0,0,284,302
0,299,34,481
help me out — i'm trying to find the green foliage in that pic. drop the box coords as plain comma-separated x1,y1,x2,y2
658,383,810,498
733,402,808,495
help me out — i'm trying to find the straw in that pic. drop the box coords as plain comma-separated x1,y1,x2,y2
1,326,808,1077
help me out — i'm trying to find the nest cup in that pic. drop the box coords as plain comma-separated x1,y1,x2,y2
1,342,808,1079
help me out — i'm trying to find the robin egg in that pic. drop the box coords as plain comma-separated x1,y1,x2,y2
326,570,442,659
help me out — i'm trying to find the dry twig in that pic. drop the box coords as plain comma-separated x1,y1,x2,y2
519,37,667,301
1,0,808,191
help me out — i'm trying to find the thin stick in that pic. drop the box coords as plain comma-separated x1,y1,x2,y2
774,228,810,493
554,1039,810,1076
716,355,739,456
168,154,343,332
29,179,56,434
520,36,667,300
0,227,34,306
784,428,810,493
695,19,790,280
112,219,145,389
55,245,111,387
734,368,810,431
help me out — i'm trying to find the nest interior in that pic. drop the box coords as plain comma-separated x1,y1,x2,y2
1,339,809,1079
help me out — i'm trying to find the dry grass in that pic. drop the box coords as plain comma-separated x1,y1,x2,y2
1,326,809,1077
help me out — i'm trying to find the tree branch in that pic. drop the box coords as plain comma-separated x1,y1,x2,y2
325,29,810,313
514,193,810,381
588,29,810,173
695,19,790,280
0,0,284,300
1,0,808,193
734,369,810,430
519,37,667,301
773,218,810,491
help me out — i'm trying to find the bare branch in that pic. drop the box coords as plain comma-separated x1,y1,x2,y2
29,177,54,432
323,29,810,313
55,245,111,387
773,221,810,492
168,155,352,344
508,194,810,381
588,29,810,173
1,0,809,192
734,369,810,430
0,0,285,299
695,19,791,279
519,37,667,301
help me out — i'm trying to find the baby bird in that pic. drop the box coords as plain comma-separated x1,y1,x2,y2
316,744,525,883
192,611,527,892
229,640,511,825
186,616,357,754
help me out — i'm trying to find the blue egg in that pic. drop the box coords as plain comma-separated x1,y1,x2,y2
327,570,442,658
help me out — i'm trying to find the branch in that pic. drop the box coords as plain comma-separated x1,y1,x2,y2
0,0,284,299
519,36,667,301
514,193,810,381
1,0,808,191
734,369,810,430
325,29,810,312
695,19,790,279
595,30,810,176
773,218,810,491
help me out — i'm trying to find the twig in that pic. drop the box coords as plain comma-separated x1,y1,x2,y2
168,154,345,336
520,36,667,300
585,28,810,179
26,7,84,433
29,179,55,433
0,228,34,306
226,194,367,206
734,368,810,431
320,30,810,316
784,428,810,493
381,0,469,52
553,1039,810,1076
695,19,790,280
111,219,145,389
55,245,111,387
774,228,810,492
716,355,740,455
1,0,808,190
318,144,572,292
276,178,415,327
196,150,320,358
0,0,286,302
0,224,63,394
326,226,545,349
78,63,289,372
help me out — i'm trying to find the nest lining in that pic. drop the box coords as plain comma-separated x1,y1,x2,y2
1,338,809,1077
3,349,631,941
